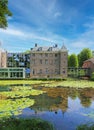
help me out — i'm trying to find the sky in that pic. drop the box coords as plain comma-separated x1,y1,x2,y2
0,0,94,54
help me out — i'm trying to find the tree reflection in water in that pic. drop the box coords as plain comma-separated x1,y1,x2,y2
30,87,94,113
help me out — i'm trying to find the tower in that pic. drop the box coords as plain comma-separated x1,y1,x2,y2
60,44,68,78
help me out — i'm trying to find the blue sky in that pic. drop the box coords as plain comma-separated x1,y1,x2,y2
0,0,94,54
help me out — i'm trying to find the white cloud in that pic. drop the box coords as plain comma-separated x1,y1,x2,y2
0,28,25,37
0,26,65,45
70,28,94,53
2,0,94,54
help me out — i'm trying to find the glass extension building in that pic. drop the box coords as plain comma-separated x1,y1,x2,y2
7,52,30,78
7,53,30,68
0,68,25,79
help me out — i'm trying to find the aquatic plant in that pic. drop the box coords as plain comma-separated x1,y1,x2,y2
0,88,44,99
0,84,45,119
0,98,34,118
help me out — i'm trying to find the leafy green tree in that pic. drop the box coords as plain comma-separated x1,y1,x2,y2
24,50,30,54
0,0,12,28
68,55,70,67
77,53,80,67
68,54,78,67
78,48,92,67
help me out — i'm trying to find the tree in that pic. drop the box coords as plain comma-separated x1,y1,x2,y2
68,54,78,67
24,50,30,54
0,0,12,28
68,55,70,67
78,48,92,67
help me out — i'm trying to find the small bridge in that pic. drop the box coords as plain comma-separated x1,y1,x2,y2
68,67,91,78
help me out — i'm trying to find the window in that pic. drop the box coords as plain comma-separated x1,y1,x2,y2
45,53,48,57
55,54,57,57
55,69,58,74
48,47,52,51
63,71,65,73
33,69,35,74
45,59,48,64
45,68,48,74
40,59,42,64
39,69,42,74
38,47,42,51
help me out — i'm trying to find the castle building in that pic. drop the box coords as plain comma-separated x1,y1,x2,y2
30,44,68,79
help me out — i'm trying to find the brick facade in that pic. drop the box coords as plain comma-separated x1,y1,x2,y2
82,58,94,75
30,44,68,79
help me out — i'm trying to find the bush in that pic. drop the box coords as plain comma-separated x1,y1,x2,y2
0,118,54,130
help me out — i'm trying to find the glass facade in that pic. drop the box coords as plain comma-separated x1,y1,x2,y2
7,52,30,78
7,53,30,68
0,68,25,79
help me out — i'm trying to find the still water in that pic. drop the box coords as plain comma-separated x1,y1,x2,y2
1,85,94,130
20,87,94,130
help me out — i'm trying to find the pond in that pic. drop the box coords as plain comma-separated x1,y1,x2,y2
0,84,94,130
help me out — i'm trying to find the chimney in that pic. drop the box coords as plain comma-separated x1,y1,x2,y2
35,43,37,47
55,44,58,47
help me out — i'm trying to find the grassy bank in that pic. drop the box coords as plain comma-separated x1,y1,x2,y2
42,79,94,88
0,78,94,88
0,80,43,85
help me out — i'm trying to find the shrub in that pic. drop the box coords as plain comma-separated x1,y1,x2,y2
0,118,54,130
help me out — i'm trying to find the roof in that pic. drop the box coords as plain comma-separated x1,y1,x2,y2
61,44,67,52
84,57,94,64
31,46,59,52
31,44,67,52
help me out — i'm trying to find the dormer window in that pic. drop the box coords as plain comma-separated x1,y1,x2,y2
48,47,52,51
38,47,42,51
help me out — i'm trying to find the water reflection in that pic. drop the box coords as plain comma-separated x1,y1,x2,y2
20,87,94,130
30,87,94,113
1,85,94,130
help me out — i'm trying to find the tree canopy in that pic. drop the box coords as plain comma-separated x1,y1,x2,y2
0,0,12,28
68,54,78,67
78,48,92,67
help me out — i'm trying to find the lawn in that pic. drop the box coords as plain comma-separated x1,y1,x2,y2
0,78,94,88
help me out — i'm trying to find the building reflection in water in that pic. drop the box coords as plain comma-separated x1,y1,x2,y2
30,87,94,114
